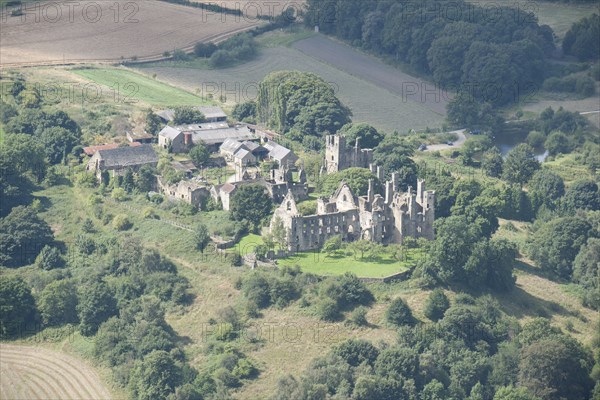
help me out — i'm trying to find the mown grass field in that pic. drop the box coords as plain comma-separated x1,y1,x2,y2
278,251,417,278
71,68,208,107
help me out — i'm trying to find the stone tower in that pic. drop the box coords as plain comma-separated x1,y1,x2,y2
325,134,346,173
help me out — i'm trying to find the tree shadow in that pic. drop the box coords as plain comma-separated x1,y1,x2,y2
493,284,571,319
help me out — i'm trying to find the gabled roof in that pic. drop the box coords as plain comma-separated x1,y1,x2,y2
198,106,227,120
159,126,183,140
96,145,158,168
242,141,267,153
220,138,244,154
234,148,253,161
264,141,294,161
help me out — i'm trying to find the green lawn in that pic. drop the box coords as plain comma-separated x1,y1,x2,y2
278,248,422,278
71,68,209,107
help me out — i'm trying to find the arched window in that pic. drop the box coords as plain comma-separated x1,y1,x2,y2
287,201,292,211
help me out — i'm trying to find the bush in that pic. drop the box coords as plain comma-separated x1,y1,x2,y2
318,298,340,321
386,298,414,327
423,289,450,321
111,187,128,201
35,245,64,270
194,42,218,58
112,214,133,231
350,306,368,326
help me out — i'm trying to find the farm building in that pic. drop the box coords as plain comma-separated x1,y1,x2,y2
158,123,258,153
157,106,227,123
263,141,298,168
157,176,210,209
220,139,269,163
86,144,158,183
127,131,154,144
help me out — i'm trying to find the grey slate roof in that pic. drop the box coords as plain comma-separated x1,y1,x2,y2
96,145,158,168
159,126,182,140
220,138,244,154
198,106,227,120
264,141,294,161
234,148,253,161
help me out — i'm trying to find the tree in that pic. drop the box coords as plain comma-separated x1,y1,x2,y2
38,279,78,326
194,223,210,253
529,217,592,279
493,386,541,400
502,144,540,185
0,276,37,337
518,336,594,400
322,235,342,256
481,147,504,177
271,217,288,250
573,238,600,309
322,168,381,197
135,165,156,193
129,350,182,400
77,281,118,336
333,339,379,367
229,184,272,231
464,239,517,291
528,169,565,210
257,71,351,137
423,289,450,321
374,346,419,381
194,42,218,58
0,206,54,267
40,126,81,165
372,134,417,186
337,123,384,149
145,109,163,135
563,14,600,61
386,298,414,327
544,131,572,156
423,215,482,283
563,179,600,211
232,101,256,122
172,107,205,125
189,143,209,167
34,245,64,270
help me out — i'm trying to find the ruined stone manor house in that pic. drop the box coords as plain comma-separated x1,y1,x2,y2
271,176,435,252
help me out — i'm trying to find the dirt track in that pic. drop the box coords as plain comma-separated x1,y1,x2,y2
293,35,450,116
0,0,260,67
0,344,112,400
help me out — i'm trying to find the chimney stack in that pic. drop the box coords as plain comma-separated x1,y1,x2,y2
367,179,374,203
377,165,384,181
385,181,393,204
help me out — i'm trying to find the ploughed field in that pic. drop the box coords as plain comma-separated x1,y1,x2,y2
0,0,260,67
0,344,112,400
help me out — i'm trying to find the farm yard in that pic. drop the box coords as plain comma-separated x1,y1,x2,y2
0,344,112,400
0,0,261,67
135,34,447,133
